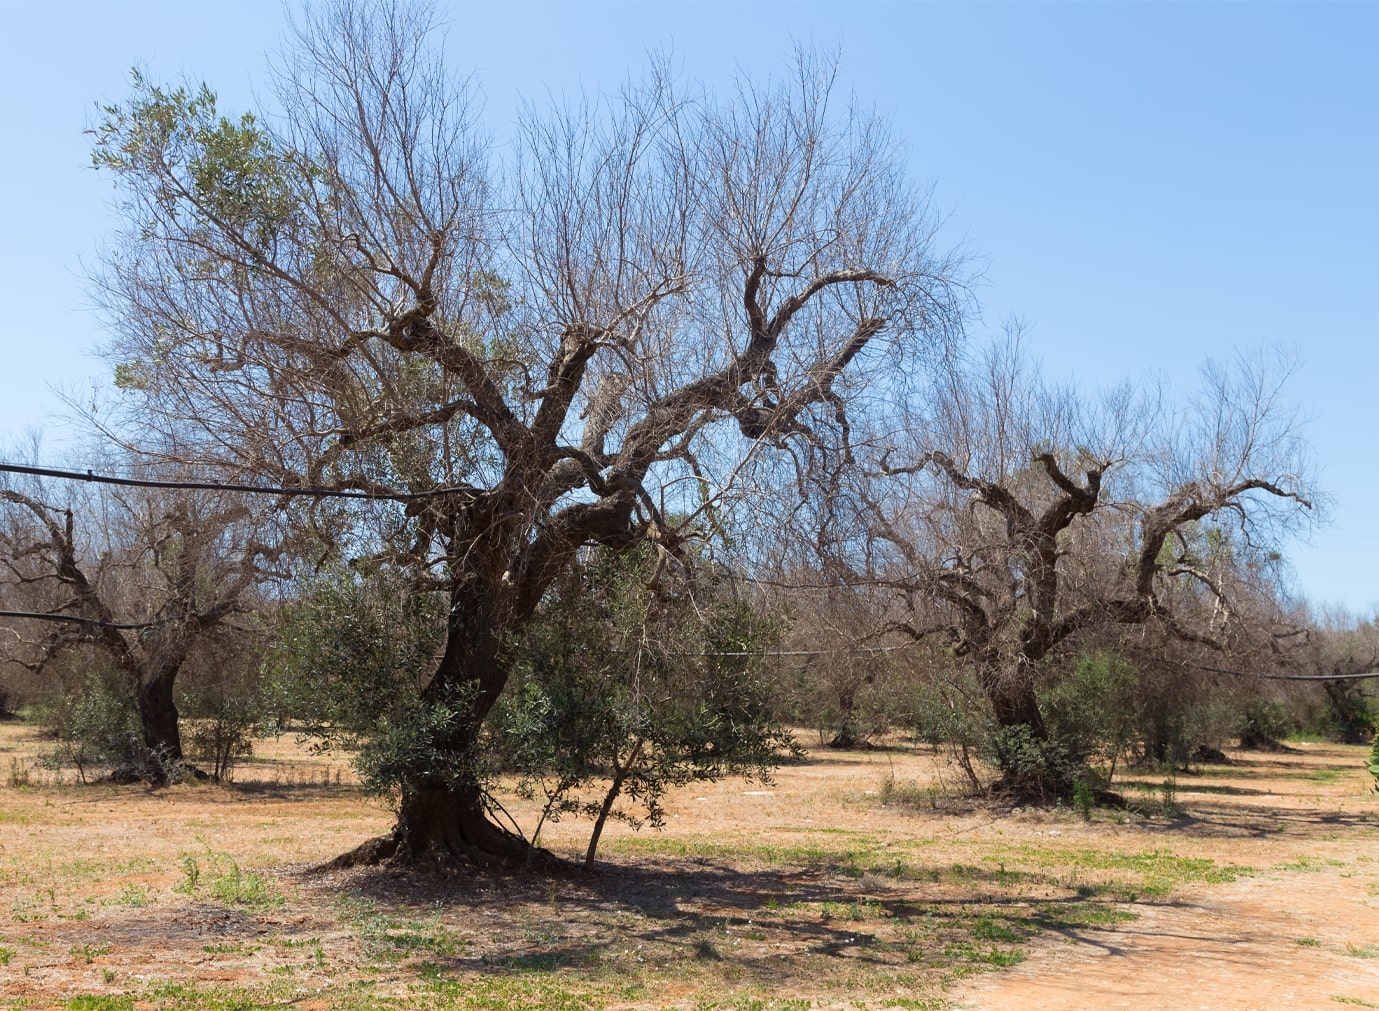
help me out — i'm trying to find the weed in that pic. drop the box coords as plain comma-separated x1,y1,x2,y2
112,882,151,907
879,773,940,811
1159,772,1180,817
174,848,282,911
482,951,571,971
9,757,31,788
69,943,111,964
202,941,258,955
9,894,49,923
64,999,133,1011
419,976,599,1010
1297,937,1323,947
971,917,1022,943
337,894,466,961
693,936,722,960
944,941,1024,966
1073,778,1094,819
174,855,200,894
142,980,300,1009
1344,942,1379,958
1276,856,1345,873
273,935,321,948
208,864,281,909
1031,903,1137,930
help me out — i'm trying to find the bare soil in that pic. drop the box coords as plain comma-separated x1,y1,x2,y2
1,723,1377,1010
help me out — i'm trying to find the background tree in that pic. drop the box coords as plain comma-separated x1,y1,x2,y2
827,337,1315,794
0,469,285,782
87,3,966,865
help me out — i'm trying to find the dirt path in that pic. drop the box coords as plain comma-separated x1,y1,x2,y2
955,779,1379,1009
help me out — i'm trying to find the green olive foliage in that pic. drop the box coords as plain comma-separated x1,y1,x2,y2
497,546,796,866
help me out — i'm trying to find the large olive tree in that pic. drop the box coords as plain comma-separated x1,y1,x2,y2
88,3,965,866
831,338,1315,793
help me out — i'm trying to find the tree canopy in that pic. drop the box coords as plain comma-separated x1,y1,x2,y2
86,1,967,866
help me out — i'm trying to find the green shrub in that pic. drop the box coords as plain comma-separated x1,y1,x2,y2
1323,680,1377,744
1239,698,1296,749
1042,653,1139,773
37,659,148,782
903,665,993,793
180,698,260,783
260,565,446,796
990,723,1078,801
495,545,796,867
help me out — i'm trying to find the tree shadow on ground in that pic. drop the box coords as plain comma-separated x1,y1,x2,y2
290,851,1141,989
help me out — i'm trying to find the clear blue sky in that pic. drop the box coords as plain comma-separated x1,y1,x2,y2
2,2,1375,614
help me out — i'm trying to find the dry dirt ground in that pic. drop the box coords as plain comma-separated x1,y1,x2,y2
1,722,1377,1011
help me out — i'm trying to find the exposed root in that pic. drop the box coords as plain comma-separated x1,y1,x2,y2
325,833,400,871
321,830,575,877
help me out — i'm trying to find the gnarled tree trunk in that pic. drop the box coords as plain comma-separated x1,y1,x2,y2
134,653,187,783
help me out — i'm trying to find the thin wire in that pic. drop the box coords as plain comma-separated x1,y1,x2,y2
0,462,469,502
7,608,1371,680
1198,663,1379,682
0,610,163,631
698,644,914,658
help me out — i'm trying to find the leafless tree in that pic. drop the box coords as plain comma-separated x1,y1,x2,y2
839,336,1315,790
0,469,287,782
85,3,966,865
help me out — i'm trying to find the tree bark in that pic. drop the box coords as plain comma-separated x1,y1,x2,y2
134,650,188,784
979,658,1046,738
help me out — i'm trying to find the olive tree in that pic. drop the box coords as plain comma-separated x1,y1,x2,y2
0,470,284,782
88,3,965,866
846,338,1315,793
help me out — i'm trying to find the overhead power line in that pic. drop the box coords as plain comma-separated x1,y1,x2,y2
0,610,162,631
0,462,468,502
3,609,1372,679
1198,663,1379,682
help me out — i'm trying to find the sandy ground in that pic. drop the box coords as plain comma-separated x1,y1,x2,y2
1,723,1377,1009
956,869,1379,1010
953,745,1379,1010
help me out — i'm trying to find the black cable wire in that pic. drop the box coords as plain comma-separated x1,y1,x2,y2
0,462,469,502
1198,663,1379,682
0,610,163,631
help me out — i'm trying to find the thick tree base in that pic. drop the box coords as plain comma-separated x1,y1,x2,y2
1237,734,1296,753
325,786,572,875
826,732,873,750
1191,744,1231,764
988,774,1072,805
326,831,571,875
988,776,1125,810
